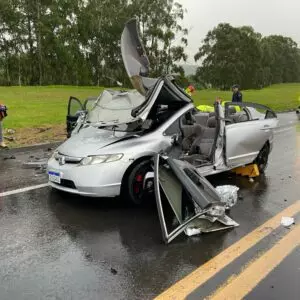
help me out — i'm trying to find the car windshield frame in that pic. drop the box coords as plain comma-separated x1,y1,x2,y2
85,89,146,126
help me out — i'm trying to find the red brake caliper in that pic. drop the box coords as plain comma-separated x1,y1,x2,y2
134,174,143,194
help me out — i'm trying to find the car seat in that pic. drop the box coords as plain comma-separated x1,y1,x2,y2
194,112,209,126
180,122,216,166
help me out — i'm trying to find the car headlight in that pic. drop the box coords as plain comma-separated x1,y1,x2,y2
79,154,123,166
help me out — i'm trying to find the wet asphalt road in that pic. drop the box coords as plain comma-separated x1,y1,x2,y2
0,113,299,300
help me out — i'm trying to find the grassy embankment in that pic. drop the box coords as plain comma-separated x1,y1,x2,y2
0,83,299,146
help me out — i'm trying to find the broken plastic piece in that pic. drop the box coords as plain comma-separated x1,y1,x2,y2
22,160,48,169
232,164,260,177
184,214,239,236
216,185,239,209
185,227,202,236
281,217,294,227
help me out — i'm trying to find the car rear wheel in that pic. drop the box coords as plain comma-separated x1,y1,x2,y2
126,160,154,205
255,143,270,173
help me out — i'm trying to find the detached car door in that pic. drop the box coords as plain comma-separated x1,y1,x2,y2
225,102,278,167
153,155,237,244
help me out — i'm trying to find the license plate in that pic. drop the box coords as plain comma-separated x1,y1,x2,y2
48,171,61,184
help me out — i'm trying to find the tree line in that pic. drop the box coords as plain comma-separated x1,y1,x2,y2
1,1,300,89
194,23,300,90
0,0,188,86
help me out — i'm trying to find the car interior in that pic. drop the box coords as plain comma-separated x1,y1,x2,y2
178,110,219,167
177,106,250,167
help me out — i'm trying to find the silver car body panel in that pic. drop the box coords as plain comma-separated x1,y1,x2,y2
225,118,277,166
121,18,152,95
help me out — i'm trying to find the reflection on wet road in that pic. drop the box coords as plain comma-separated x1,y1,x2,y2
0,113,299,300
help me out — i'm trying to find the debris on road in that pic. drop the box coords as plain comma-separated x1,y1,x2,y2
216,185,239,209
6,129,16,134
185,227,202,236
3,155,16,160
4,136,16,141
155,156,239,244
110,268,118,275
22,160,48,169
185,215,239,237
281,217,295,228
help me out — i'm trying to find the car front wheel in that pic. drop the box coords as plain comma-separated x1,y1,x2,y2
126,160,154,205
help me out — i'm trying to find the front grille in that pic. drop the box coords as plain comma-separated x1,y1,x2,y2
54,179,76,189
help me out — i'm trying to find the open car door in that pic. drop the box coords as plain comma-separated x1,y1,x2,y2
66,96,84,138
66,96,98,137
153,155,239,244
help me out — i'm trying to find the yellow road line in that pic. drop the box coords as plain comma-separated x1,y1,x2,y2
155,200,300,300
209,224,300,300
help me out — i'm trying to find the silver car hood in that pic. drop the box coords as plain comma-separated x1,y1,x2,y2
57,126,136,157
121,18,158,95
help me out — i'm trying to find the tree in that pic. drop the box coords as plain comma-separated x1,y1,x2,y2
128,0,188,77
194,23,300,89
194,23,262,90
261,36,300,84
0,0,188,86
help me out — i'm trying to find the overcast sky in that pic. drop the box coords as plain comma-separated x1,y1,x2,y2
178,0,300,64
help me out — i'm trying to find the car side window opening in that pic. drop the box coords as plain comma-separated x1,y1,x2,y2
225,105,250,124
225,102,276,124
165,117,181,136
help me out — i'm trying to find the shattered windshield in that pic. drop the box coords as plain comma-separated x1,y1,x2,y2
87,89,145,126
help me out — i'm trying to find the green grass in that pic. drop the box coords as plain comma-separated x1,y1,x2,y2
194,83,300,111
1,83,300,130
0,86,105,129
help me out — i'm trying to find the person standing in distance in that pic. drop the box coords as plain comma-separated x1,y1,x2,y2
232,84,243,103
0,104,8,148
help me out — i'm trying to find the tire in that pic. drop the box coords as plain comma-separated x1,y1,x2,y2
126,160,154,205
254,143,270,173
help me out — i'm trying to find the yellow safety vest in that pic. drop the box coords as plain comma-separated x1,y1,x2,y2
185,88,192,96
197,101,241,112
196,105,215,112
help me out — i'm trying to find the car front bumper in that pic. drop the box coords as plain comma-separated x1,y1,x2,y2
47,157,131,198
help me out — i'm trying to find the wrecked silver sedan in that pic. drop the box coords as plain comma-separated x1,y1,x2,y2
47,18,278,212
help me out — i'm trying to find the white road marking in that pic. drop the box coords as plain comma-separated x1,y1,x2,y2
0,183,49,197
